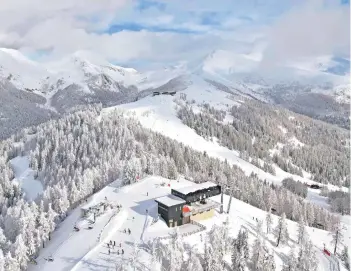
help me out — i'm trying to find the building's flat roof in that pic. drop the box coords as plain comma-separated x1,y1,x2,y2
155,194,186,207
172,181,218,195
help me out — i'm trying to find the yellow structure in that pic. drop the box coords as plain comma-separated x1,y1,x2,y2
190,208,214,221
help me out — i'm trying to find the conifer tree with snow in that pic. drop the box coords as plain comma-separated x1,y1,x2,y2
148,238,160,269
203,238,215,271
297,237,318,271
297,216,308,245
274,212,289,246
256,219,264,238
266,210,273,234
11,234,28,270
282,247,298,271
231,229,249,271
168,228,184,271
341,246,350,270
330,217,344,254
251,235,275,271
130,241,141,270
187,248,203,271
4,252,19,271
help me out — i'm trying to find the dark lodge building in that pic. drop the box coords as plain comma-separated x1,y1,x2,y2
155,182,221,227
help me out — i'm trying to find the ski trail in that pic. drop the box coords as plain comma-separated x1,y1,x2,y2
70,210,127,271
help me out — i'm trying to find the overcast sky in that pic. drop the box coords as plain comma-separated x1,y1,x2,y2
0,0,349,67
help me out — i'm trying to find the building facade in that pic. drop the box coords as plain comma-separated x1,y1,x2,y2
155,182,221,227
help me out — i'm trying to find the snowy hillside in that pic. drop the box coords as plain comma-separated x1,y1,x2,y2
27,176,349,271
103,74,349,191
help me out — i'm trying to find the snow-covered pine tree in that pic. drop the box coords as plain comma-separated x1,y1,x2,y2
256,219,263,238
11,234,28,270
203,238,215,271
297,216,308,245
274,212,289,246
130,241,140,270
282,247,297,271
330,217,344,254
341,246,350,270
251,236,265,270
231,229,249,271
262,249,275,271
297,237,318,271
169,228,184,271
187,248,203,271
4,252,19,271
266,210,273,234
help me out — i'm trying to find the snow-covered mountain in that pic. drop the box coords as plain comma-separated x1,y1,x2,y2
0,48,349,139
1,49,350,271
0,48,144,95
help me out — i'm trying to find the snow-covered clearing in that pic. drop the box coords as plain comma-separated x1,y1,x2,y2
29,176,348,271
10,156,43,200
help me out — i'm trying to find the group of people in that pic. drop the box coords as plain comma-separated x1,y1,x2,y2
123,228,131,235
107,240,124,255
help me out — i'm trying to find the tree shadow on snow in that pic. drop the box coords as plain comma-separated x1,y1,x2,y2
242,223,291,266
60,256,111,271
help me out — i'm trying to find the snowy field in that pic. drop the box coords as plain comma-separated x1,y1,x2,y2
28,176,348,271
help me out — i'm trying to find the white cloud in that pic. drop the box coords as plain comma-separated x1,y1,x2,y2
0,0,348,67
261,0,350,68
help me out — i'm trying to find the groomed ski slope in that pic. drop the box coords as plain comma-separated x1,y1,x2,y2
28,176,347,271
103,76,345,192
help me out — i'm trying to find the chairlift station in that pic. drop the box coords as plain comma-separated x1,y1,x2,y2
155,181,221,227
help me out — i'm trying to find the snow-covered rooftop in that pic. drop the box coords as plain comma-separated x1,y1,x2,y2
172,181,218,195
155,194,186,207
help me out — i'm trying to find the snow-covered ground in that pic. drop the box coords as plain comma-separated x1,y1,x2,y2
306,189,330,210
28,176,348,271
101,81,345,192
9,156,43,200
28,176,193,271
